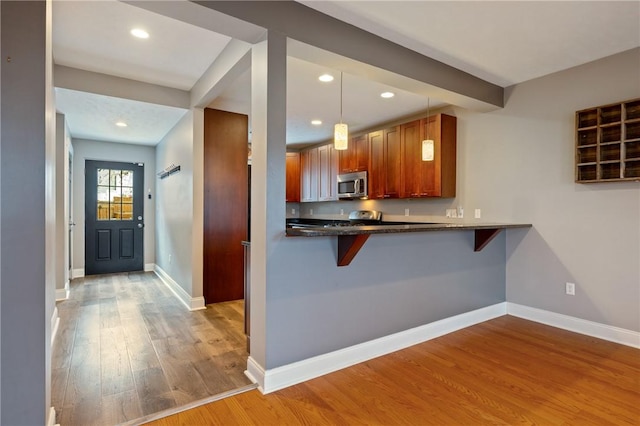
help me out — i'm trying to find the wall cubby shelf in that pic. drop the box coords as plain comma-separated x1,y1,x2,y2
576,98,640,183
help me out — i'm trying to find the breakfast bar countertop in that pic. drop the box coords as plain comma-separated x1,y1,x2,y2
285,221,532,267
285,222,531,237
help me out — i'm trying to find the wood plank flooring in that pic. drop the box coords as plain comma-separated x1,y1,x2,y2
52,272,252,426
147,316,640,426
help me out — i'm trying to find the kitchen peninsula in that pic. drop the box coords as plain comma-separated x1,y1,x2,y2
286,220,532,266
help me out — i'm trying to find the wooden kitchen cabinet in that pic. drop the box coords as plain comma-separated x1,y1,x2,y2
300,143,338,202
300,147,319,202
368,126,401,199
338,133,369,173
575,98,640,182
318,143,339,201
401,114,457,198
286,152,300,202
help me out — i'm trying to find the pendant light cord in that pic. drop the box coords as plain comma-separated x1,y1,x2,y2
426,97,430,140
340,71,344,125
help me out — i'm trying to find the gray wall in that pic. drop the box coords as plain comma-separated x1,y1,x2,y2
268,231,506,367
0,1,54,424
487,49,639,330
71,139,156,274
155,110,200,296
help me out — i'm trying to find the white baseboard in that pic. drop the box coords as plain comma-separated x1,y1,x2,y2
507,302,640,349
55,280,70,301
154,265,206,311
245,302,640,395
245,357,266,392
47,406,58,426
144,263,155,272
253,302,507,394
50,306,60,348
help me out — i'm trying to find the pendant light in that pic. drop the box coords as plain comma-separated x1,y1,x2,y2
334,72,349,150
421,97,435,161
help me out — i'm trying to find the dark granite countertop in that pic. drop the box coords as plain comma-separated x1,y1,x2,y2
284,221,531,266
286,222,531,237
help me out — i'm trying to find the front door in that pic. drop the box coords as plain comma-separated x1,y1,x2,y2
85,160,144,275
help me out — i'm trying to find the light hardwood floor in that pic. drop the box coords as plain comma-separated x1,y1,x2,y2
52,272,252,426
147,316,640,425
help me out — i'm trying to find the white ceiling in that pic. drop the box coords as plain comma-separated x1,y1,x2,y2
55,87,188,145
302,1,640,87
52,1,640,147
53,0,231,90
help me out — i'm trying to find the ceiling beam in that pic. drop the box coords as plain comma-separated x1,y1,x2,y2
191,39,252,108
54,65,190,109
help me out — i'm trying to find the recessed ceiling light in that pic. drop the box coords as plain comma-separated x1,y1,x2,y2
130,28,149,39
380,92,395,98
318,74,334,82
311,120,322,126
115,121,128,127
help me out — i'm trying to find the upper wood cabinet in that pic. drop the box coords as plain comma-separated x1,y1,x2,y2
300,147,319,202
291,113,456,204
368,126,401,199
300,143,339,202
575,98,640,182
339,133,369,174
318,144,339,201
401,114,457,198
285,152,300,202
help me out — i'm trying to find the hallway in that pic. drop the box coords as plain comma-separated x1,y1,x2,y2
51,272,252,425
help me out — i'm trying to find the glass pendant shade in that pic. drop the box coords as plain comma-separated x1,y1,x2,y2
334,123,349,150
421,139,434,161
334,71,348,150
422,97,434,161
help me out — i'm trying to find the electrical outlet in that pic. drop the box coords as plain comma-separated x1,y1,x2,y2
291,208,295,215
457,206,464,219
566,282,576,296
474,209,481,219
310,209,313,216
405,208,410,216
340,209,344,216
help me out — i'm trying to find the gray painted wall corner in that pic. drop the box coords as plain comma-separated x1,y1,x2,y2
155,110,196,296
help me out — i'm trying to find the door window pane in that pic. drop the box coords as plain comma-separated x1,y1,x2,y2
97,169,110,186
96,169,134,221
110,170,121,187
122,170,133,187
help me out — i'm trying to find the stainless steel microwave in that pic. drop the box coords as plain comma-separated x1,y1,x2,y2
337,171,368,199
